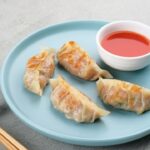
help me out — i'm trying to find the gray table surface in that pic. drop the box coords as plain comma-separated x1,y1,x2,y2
1,0,150,149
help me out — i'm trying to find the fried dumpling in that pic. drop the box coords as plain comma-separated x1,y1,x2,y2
57,41,113,80
96,78,150,114
24,49,55,96
49,76,109,123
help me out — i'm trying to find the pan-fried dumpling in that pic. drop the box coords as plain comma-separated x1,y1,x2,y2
49,76,110,123
57,41,113,80
24,49,55,96
96,78,150,114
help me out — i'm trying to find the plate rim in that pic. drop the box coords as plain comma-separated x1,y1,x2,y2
1,20,150,146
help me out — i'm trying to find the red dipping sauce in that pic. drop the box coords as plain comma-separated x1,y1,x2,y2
101,31,150,57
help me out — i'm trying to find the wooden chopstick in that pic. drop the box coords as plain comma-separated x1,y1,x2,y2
0,128,28,150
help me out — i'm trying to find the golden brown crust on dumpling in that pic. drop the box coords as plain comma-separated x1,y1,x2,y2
57,41,113,80
24,49,55,96
49,76,110,123
96,78,150,114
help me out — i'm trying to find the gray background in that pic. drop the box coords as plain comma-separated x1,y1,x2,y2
0,0,150,149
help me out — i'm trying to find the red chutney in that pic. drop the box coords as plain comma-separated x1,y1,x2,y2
101,31,150,57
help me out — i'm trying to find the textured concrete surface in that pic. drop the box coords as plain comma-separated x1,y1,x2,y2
1,0,150,149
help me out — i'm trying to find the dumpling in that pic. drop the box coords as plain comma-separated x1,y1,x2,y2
96,78,150,114
49,76,110,123
57,41,113,80
24,49,55,96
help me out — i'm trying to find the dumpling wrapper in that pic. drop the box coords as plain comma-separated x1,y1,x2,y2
24,49,55,96
49,76,110,123
96,78,150,114
57,41,113,80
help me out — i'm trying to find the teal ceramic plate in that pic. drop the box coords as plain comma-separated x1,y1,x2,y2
1,20,150,146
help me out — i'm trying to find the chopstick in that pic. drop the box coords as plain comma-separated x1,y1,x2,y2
0,128,28,150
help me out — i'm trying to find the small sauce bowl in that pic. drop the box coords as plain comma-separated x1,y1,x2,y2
96,20,150,71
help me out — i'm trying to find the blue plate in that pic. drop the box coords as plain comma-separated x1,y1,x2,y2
1,20,150,146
